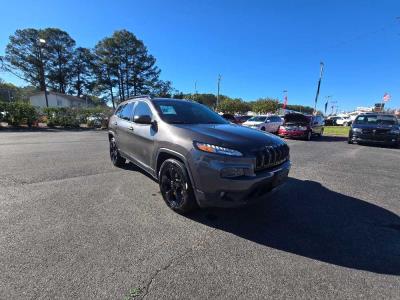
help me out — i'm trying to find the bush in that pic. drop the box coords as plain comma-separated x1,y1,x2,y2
43,107,112,128
0,101,38,126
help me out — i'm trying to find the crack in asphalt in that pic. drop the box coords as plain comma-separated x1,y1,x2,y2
140,226,217,299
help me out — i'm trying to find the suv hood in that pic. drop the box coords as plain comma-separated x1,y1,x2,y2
283,113,310,125
174,123,285,153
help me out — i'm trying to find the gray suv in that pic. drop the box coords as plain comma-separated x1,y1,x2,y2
108,96,291,213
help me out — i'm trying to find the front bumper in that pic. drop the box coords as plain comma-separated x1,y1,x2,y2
188,150,291,208
350,132,400,145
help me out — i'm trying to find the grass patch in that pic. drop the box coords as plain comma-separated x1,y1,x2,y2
324,126,350,137
123,287,142,300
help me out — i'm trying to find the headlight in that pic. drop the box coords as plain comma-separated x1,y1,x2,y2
352,128,362,133
194,142,243,157
390,128,400,134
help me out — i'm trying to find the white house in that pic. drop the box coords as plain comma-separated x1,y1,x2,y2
30,91,94,109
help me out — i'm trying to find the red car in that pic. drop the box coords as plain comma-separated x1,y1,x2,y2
278,113,324,140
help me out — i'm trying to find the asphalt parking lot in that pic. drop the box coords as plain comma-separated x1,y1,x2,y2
0,130,399,299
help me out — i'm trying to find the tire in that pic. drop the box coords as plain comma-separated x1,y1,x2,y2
109,137,126,167
343,122,348,126
348,137,353,144
159,159,197,214
261,127,266,131
305,131,312,141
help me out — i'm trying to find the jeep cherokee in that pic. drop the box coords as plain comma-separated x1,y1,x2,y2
108,96,291,213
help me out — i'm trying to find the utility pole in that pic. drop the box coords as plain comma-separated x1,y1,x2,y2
313,62,324,115
216,74,221,109
38,38,49,108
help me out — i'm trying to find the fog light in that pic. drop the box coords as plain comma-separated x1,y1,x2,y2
220,167,245,178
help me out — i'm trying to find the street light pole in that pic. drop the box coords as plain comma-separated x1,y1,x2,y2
313,62,324,115
38,38,49,108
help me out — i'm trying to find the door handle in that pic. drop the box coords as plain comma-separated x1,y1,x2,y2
128,126,134,131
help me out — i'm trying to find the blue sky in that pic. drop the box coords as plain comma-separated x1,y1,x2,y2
1,0,399,112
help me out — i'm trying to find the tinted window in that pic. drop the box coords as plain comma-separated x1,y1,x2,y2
248,116,267,122
152,100,227,124
355,115,398,125
134,102,152,118
119,103,134,121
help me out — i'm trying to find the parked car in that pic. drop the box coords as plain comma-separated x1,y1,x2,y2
108,97,291,213
242,115,283,133
221,113,240,124
278,113,324,140
236,115,252,124
348,114,399,147
326,116,351,126
336,116,352,126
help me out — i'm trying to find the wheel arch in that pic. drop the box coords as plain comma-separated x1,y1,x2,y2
155,148,197,192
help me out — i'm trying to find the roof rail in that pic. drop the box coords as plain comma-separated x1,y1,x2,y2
130,95,152,100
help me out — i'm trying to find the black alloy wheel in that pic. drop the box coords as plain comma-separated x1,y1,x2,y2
159,159,197,213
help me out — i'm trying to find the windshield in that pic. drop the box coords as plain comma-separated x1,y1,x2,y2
152,100,228,125
354,115,398,125
248,116,266,122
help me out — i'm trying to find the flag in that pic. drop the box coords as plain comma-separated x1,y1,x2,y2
383,93,391,102
283,95,288,109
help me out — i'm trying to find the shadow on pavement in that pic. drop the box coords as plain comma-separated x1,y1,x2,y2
188,178,400,275
312,135,348,142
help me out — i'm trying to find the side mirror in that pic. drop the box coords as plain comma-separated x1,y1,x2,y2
134,115,152,124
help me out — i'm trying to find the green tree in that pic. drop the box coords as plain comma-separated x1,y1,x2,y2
93,30,163,106
251,98,280,114
42,28,76,93
217,98,251,114
2,29,47,90
70,47,95,97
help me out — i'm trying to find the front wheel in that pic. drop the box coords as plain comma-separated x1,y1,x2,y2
159,159,197,214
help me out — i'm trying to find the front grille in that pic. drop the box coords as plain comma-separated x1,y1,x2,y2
253,144,289,172
362,128,390,135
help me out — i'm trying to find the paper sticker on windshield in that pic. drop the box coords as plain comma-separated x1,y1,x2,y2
160,105,177,115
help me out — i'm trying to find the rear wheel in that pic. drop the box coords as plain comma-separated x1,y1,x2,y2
159,159,197,214
109,137,126,167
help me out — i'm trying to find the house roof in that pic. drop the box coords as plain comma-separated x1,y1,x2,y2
30,91,86,102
